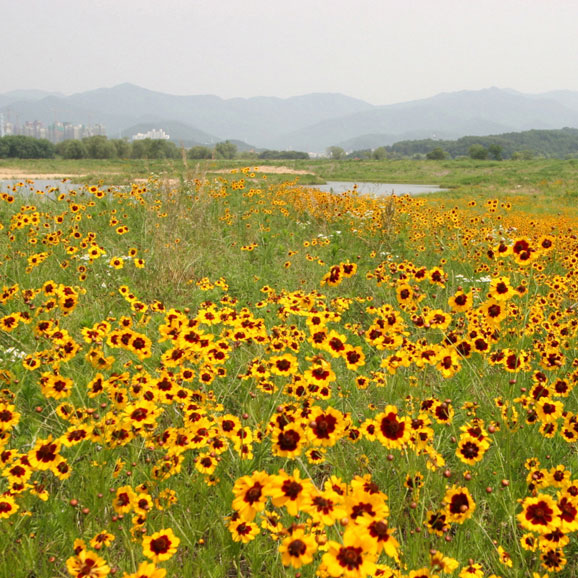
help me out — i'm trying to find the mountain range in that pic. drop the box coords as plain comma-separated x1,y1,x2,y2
2,84,578,152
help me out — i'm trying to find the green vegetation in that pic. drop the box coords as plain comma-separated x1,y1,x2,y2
0,135,55,159
369,128,578,160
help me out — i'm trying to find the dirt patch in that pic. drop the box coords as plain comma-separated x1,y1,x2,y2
0,169,84,180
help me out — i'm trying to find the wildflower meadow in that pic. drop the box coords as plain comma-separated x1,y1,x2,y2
0,165,577,578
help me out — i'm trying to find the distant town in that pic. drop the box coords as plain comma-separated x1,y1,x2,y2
0,114,108,142
0,115,173,143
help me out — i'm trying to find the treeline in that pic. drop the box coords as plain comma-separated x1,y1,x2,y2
346,128,578,160
0,135,310,160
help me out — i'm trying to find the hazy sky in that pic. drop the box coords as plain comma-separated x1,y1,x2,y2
3,0,578,105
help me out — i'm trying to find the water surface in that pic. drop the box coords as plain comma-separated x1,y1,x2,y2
314,181,446,196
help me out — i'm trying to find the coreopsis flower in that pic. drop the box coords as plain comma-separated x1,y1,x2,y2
142,528,180,563
488,276,517,301
232,471,270,521
195,453,218,475
520,533,538,551
344,488,389,524
278,528,318,568
540,547,566,573
0,314,20,332
61,425,93,447
459,562,484,578
0,494,19,518
322,527,378,578
442,486,476,524
123,401,162,431
511,237,537,265
435,348,462,378
356,516,400,561
322,330,349,358
321,264,343,287
52,457,72,480
425,309,452,331
341,262,357,278
374,405,411,450
266,469,314,516
517,494,560,534
343,345,365,370
431,400,455,425
268,353,299,376
228,517,260,543
134,493,154,517
66,549,110,577
534,398,564,424
455,434,490,465
113,485,137,514
28,435,62,471
90,531,115,550
3,458,32,485
109,257,124,269
271,424,307,458
497,545,513,567
428,267,446,287
538,527,569,550
395,282,418,307
0,402,20,432
502,348,530,373
479,299,508,325
430,551,459,574
302,360,336,389
307,405,347,447
39,372,74,400
556,492,578,532
448,290,473,313
302,487,347,526
127,333,152,360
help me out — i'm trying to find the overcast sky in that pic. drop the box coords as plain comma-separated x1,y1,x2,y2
3,0,578,105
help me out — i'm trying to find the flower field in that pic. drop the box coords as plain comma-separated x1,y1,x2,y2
0,168,577,577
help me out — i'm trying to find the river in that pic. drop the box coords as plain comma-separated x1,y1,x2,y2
313,181,446,196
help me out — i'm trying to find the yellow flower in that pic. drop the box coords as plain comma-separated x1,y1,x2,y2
232,471,270,522
66,549,110,577
228,518,260,543
266,469,314,516
322,527,377,578
278,528,317,568
142,528,180,563
442,486,476,524
517,494,560,534
0,494,19,518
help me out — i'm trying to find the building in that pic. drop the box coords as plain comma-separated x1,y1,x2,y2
0,119,107,143
132,128,170,141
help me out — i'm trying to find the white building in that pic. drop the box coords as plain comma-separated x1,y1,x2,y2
132,129,170,141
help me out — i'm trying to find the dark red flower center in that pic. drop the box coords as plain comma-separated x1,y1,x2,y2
337,546,363,570
288,539,307,557
150,535,171,554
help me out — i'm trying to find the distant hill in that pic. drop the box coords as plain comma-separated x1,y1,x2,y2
383,127,578,159
0,84,372,148
304,88,578,151
2,84,578,152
